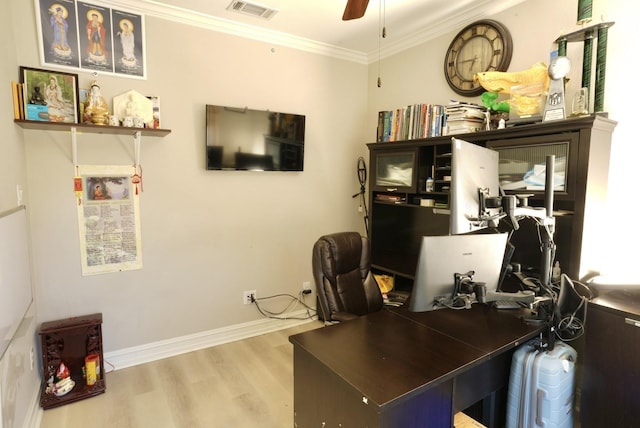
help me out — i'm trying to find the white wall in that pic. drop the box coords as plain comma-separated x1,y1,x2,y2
1,2,41,428
1,0,28,212
11,0,369,354
367,0,638,278
594,0,640,277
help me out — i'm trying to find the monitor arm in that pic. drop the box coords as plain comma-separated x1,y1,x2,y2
477,155,557,288
477,192,554,233
450,271,536,308
473,282,536,304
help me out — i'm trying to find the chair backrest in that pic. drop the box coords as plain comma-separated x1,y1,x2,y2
312,232,383,322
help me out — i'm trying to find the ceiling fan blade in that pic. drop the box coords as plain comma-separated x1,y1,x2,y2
342,0,369,20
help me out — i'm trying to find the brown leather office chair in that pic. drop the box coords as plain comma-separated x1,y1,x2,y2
312,232,384,323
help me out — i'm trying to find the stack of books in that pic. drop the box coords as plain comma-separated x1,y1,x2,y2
443,101,487,136
377,104,446,142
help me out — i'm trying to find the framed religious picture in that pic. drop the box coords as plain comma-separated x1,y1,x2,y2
35,0,80,69
77,2,114,74
111,9,146,78
20,66,79,123
34,0,147,79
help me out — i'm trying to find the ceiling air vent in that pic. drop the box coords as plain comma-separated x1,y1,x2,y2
226,1,278,20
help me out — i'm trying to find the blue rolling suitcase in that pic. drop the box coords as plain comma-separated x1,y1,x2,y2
506,339,577,428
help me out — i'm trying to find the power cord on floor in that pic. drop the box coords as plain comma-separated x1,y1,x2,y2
252,291,317,321
104,359,115,374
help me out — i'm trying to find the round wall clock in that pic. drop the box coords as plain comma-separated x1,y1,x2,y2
444,20,513,97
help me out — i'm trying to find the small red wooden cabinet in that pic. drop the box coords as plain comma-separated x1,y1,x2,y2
38,313,106,409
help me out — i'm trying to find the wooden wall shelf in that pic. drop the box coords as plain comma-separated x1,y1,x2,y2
14,119,171,137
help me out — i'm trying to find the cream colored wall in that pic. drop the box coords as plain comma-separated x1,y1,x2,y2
1,3,40,428
367,0,639,278
10,0,369,354
1,3,28,212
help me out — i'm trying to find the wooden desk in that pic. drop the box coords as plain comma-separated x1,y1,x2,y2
580,286,640,426
391,305,543,426
289,306,541,428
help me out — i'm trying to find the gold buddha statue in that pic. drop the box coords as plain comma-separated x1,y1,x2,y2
83,80,109,125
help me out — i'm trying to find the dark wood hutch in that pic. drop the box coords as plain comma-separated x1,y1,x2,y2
367,114,616,284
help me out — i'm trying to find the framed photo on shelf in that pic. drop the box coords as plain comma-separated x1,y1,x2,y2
20,66,79,123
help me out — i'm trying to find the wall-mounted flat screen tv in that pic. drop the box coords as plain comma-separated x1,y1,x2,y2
205,105,306,171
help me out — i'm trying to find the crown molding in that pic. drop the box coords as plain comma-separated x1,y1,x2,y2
100,0,525,65
373,0,527,62
101,0,369,64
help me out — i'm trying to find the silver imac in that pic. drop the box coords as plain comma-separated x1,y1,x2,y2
408,233,509,312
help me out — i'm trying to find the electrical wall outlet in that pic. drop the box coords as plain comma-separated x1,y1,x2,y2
243,290,256,305
302,281,312,295
16,184,23,206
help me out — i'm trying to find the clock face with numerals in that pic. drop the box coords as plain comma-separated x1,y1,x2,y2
444,20,513,97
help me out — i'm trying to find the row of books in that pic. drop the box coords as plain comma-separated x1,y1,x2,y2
376,101,488,143
10,82,26,121
377,104,446,143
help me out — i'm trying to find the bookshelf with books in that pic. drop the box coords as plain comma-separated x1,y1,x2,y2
367,114,616,281
377,104,446,142
376,101,490,143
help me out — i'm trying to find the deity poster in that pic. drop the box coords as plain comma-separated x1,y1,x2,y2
35,0,146,79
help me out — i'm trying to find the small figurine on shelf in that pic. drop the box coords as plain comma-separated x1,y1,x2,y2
83,80,109,125
29,86,47,105
113,89,153,127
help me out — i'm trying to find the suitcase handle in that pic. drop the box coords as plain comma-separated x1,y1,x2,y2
536,388,548,426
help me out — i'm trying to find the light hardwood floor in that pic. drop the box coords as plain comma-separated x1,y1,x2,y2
39,321,322,428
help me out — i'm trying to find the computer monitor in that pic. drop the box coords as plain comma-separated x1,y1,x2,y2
450,138,501,234
408,232,509,312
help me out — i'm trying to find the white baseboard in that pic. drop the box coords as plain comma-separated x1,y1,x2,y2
104,310,315,371
25,312,314,426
